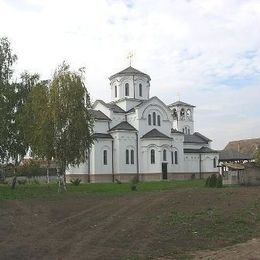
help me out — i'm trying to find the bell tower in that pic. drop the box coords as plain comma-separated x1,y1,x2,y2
168,101,195,135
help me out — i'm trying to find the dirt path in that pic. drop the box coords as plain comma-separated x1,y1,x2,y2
193,238,260,259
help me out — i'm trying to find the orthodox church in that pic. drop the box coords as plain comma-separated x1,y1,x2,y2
66,66,219,182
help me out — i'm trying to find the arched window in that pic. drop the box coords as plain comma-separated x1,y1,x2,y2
115,85,117,98
103,150,107,165
171,151,174,164
151,149,155,164
188,128,190,135
213,157,217,168
126,149,129,164
180,108,185,119
131,150,134,164
153,112,156,125
148,114,151,125
157,115,161,126
139,83,142,96
125,83,129,96
163,149,167,161
174,151,178,164
172,109,178,119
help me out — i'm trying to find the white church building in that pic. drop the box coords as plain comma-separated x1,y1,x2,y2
66,66,219,182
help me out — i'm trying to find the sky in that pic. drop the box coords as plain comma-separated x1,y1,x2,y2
0,0,260,149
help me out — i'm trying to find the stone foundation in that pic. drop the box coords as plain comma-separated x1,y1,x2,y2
66,171,217,183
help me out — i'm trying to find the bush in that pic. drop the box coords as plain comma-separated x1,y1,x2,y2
70,178,82,186
130,176,139,191
17,160,43,177
216,174,223,188
18,179,27,185
205,174,223,188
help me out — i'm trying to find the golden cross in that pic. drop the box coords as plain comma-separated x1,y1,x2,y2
127,51,134,66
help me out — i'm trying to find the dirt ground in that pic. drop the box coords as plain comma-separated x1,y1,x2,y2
1,188,260,259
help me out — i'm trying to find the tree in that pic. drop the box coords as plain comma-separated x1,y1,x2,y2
254,149,260,167
49,62,93,191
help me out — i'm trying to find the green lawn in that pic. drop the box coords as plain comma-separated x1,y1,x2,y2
0,179,205,200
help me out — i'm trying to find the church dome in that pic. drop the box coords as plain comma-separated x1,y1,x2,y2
109,66,151,81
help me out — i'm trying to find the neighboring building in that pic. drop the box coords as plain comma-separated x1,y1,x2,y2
66,66,219,182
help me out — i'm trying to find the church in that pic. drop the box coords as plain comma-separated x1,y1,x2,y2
66,66,219,182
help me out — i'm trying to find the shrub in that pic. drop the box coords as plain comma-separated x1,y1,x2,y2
17,160,42,177
18,179,27,185
209,173,217,187
205,176,211,187
216,174,223,188
130,176,139,191
70,178,82,186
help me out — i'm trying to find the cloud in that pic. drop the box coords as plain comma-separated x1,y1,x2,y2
0,0,260,149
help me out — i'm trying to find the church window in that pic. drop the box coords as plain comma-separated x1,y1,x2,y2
188,128,190,135
126,149,129,164
171,151,174,164
153,112,156,125
180,108,185,119
172,109,178,119
157,115,161,126
103,150,108,165
213,157,217,168
139,84,142,96
115,85,117,98
151,149,155,164
174,151,178,164
125,83,129,96
163,149,167,161
148,114,151,125
131,150,134,164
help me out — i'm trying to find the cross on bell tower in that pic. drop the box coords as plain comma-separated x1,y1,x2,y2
127,51,134,66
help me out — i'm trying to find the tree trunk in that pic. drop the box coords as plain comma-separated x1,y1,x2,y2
46,163,50,184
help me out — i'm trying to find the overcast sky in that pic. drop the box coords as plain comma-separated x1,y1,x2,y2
1,0,260,149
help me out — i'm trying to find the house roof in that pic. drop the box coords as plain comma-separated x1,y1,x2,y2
93,133,113,139
184,147,218,154
109,66,151,80
219,149,252,161
168,100,195,108
141,129,171,139
93,100,125,113
184,132,211,144
109,121,137,132
89,109,111,121
223,162,245,170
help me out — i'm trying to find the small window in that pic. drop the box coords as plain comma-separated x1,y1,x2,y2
139,83,142,96
125,83,129,96
174,151,178,164
188,128,190,135
148,114,151,125
115,85,117,98
103,150,107,165
157,115,161,126
163,149,167,161
213,158,217,168
126,149,129,164
171,151,174,164
131,150,134,164
151,149,155,164
153,112,156,125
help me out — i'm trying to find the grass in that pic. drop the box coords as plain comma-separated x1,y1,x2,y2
0,179,205,200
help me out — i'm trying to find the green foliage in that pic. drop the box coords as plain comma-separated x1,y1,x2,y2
17,160,42,177
216,174,223,188
206,174,223,188
17,179,27,185
253,149,260,167
130,176,139,191
70,178,82,186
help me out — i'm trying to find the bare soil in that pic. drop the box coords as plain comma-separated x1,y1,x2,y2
1,187,260,259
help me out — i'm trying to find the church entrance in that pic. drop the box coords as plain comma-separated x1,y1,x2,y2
162,163,168,180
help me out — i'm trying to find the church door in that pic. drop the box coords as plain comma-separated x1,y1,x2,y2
162,163,168,180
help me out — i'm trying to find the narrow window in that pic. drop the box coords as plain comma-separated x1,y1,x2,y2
131,150,134,164
115,85,117,98
139,83,142,96
157,115,161,126
188,128,190,135
103,150,107,165
153,112,156,125
163,149,167,161
171,151,174,164
148,114,151,125
125,83,129,96
151,149,155,164
126,149,129,164
213,158,217,168
174,151,178,164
